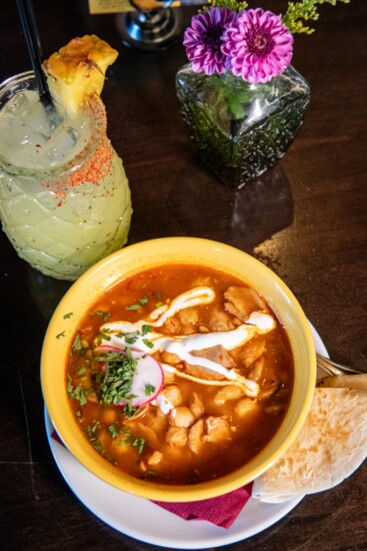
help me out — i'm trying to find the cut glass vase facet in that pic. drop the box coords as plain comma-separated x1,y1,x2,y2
176,64,311,188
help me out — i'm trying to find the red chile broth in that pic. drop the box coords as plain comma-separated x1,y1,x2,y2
66,264,294,485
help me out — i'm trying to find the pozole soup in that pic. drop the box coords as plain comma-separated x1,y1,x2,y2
66,264,294,485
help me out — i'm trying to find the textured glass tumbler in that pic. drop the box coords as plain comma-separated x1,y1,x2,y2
0,72,132,281
176,64,311,188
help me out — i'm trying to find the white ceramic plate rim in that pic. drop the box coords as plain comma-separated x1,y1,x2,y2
44,322,327,549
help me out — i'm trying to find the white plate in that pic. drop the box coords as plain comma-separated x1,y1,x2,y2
45,322,327,549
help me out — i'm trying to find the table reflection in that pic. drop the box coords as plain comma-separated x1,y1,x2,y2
166,165,293,251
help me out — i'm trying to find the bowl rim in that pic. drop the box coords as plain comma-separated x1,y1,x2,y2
41,237,316,502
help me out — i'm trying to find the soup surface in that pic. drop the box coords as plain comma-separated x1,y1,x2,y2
66,264,294,484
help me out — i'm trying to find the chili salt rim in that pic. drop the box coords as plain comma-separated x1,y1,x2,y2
0,71,112,181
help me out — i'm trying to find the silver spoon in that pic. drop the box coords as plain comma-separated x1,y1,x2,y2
316,352,365,377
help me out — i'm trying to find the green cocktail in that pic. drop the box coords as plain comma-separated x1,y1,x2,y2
0,71,132,280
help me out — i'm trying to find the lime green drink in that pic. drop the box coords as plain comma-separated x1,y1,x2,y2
0,72,132,280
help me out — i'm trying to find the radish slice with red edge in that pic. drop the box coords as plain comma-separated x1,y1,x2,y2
94,345,164,408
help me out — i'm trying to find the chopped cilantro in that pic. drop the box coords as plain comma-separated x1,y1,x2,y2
84,423,117,464
95,348,137,407
56,331,66,339
84,421,101,442
124,331,140,344
123,327,153,347
142,338,154,349
93,441,105,454
144,470,160,479
141,324,153,335
145,383,155,396
133,437,145,454
125,296,148,310
108,423,146,454
91,310,110,322
154,291,164,308
123,402,139,418
67,379,89,406
63,312,73,319
108,423,120,439
120,429,145,454
109,325,154,349
72,333,84,352
95,329,111,345
125,304,140,311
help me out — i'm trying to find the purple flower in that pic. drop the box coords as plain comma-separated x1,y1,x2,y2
222,8,294,84
183,7,236,76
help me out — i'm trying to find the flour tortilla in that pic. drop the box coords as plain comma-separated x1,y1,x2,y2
252,387,367,503
318,373,367,390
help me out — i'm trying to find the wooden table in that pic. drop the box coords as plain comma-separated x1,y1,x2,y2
1,1,366,549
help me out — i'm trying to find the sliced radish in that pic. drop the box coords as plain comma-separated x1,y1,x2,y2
94,345,164,408
94,344,127,356
128,349,164,407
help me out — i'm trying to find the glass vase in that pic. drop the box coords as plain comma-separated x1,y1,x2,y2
176,64,311,188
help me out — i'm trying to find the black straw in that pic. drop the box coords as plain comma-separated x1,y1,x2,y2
16,0,52,104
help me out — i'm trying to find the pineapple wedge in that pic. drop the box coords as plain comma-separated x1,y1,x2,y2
42,35,118,117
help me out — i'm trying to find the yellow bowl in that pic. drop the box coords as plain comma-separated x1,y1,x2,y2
41,237,316,502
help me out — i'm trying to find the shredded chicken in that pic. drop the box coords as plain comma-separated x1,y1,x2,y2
178,307,200,328
248,356,266,382
161,385,183,408
203,416,231,443
187,419,204,454
195,344,236,368
259,381,280,400
235,398,258,417
241,338,266,368
224,286,266,322
190,392,204,419
190,277,214,288
214,385,244,405
161,351,181,365
166,426,188,446
185,344,236,380
161,363,250,390
146,407,168,434
206,305,236,332
134,423,160,449
147,451,163,465
162,316,181,334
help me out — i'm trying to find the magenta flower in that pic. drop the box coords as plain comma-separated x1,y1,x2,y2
222,8,294,84
183,7,236,76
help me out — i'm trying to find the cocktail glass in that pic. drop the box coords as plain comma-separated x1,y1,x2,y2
0,71,132,281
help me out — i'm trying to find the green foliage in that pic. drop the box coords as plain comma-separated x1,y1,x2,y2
207,0,249,12
206,0,350,34
282,0,350,35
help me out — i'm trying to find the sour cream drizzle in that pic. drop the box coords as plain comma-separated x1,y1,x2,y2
100,286,276,398
149,287,215,326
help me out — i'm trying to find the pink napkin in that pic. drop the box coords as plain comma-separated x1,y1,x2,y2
51,430,252,528
153,483,253,529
